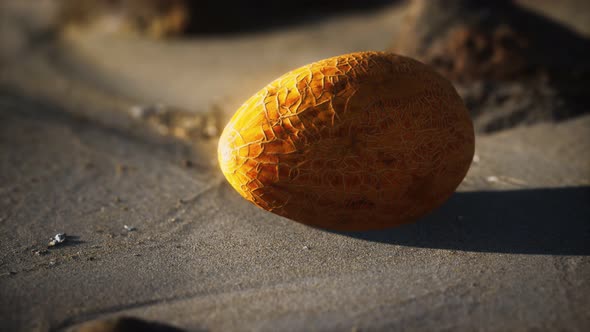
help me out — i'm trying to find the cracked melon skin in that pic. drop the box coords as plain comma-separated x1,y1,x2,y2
218,51,474,231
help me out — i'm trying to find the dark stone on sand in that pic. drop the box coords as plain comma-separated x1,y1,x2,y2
72,316,186,332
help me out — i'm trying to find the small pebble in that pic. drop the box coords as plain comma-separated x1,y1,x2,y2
83,161,94,169
115,164,128,174
130,103,166,119
129,105,146,118
486,175,499,183
203,124,218,138
33,249,49,256
124,225,136,232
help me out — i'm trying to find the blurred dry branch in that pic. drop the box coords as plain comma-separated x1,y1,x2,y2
57,0,396,37
58,0,190,38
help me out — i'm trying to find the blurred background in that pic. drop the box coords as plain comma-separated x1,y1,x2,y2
2,0,589,133
1,1,589,331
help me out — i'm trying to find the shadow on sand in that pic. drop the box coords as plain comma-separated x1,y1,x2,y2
338,187,590,255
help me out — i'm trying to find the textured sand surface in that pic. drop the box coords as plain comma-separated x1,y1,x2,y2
0,2,589,331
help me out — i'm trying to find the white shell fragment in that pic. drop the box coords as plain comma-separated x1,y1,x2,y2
48,233,66,247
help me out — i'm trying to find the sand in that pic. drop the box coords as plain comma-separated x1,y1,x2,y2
0,2,589,331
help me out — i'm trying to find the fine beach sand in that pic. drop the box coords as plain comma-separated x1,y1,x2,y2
1,1,589,331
